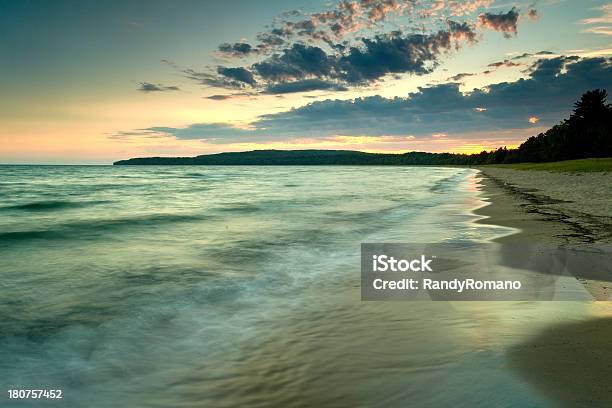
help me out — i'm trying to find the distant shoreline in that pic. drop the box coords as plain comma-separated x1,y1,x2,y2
112,149,476,166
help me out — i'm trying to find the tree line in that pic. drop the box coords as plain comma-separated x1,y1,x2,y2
464,89,611,165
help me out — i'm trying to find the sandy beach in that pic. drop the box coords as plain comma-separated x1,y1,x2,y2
477,167,612,243
476,167,612,407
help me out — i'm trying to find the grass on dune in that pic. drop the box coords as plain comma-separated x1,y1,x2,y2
482,158,612,172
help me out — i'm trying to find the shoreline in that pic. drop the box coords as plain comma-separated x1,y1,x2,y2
474,173,576,244
475,167,612,244
475,166,612,298
474,167,612,407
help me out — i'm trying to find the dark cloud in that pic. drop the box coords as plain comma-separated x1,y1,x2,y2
254,28,292,51
210,22,479,93
205,94,232,100
264,79,348,94
286,19,318,37
250,56,611,138
487,59,521,68
252,43,334,82
217,66,257,86
525,55,580,80
447,69,493,84
132,57,611,143
511,52,532,60
183,69,247,89
145,124,252,140
218,42,256,56
478,7,520,38
204,92,255,100
159,60,256,89
337,28,462,83
337,21,476,83
448,72,477,81
170,2,532,95
138,82,180,92
447,20,478,44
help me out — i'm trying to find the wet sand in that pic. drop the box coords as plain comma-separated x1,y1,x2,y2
507,317,612,407
476,167,612,408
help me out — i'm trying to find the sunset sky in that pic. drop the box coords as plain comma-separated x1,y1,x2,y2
1,0,611,164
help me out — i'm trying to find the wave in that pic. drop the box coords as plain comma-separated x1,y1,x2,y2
0,265,223,340
177,172,246,181
0,213,208,244
429,171,469,193
0,200,108,212
216,203,261,213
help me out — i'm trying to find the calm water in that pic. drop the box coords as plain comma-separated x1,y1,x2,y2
0,165,606,407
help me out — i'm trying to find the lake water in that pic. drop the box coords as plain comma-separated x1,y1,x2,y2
0,165,605,407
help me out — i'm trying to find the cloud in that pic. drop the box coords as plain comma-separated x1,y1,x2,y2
580,4,612,36
446,0,493,16
145,123,254,141
217,0,419,56
107,130,171,140
445,51,557,83
447,20,479,43
487,59,521,68
217,66,257,85
448,72,477,81
582,26,612,36
478,7,520,38
252,43,334,81
524,55,579,79
125,57,611,144
264,79,348,94
446,53,530,83
580,4,612,24
205,94,233,100
192,1,529,95
218,42,257,56
202,21,479,93
138,82,180,92
336,27,472,83
450,70,491,83
510,50,555,60
203,93,255,100
183,69,248,89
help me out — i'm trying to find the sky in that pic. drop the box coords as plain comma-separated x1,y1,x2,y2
0,0,611,164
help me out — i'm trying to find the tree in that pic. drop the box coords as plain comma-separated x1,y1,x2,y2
571,89,609,123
